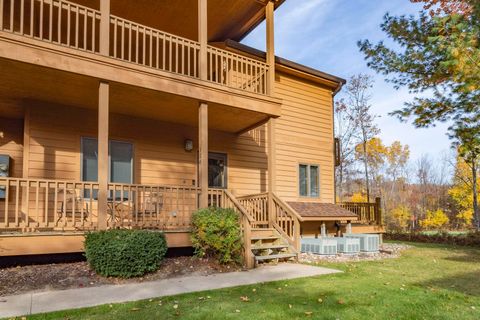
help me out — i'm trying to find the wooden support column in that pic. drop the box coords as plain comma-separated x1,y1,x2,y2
267,118,276,226
99,0,110,56
97,81,109,230
198,102,208,208
266,0,275,95
198,0,208,80
21,108,31,215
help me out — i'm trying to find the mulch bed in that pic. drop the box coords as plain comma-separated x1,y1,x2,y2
299,243,412,264
0,256,241,297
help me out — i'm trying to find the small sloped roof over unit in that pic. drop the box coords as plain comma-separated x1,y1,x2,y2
287,202,358,221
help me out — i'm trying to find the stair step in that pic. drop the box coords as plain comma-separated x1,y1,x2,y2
251,244,289,250
251,235,280,241
251,228,275,231
255,253,297,261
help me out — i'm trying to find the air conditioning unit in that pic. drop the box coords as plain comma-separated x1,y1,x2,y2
336,237,360,254
301,238,337,255
344,234,380,252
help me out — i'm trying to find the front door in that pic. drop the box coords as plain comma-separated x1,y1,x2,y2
208,152,227,189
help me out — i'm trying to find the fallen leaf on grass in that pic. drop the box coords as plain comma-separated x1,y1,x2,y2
289,304,292,309
240,296,250,302
305,311,313,316
318,298,323,303
130,308,140,312
337,299,345,305
235,309,241,313
173,304,178,309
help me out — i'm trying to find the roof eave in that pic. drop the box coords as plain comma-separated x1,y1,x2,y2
222,40,346,92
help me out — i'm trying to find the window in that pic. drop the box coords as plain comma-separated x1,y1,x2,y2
299,164,320,197
81,138,133,198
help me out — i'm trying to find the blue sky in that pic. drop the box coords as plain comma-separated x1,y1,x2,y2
243,0,452,163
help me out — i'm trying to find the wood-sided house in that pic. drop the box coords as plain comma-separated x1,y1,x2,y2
0,0,384,266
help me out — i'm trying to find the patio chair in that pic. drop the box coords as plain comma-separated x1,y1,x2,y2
56,188,89,224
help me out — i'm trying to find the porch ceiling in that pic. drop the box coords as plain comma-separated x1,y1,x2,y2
74,0,284,42
0,59,269,133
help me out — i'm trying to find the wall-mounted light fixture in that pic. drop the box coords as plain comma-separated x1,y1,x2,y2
184,139,193,152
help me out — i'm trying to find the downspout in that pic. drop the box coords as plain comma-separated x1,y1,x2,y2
332,81,344,204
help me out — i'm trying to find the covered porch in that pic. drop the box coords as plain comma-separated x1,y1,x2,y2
0,56,277,257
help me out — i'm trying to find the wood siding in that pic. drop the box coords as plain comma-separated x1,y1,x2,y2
273,73,335,203
3,72,335,204
24,103,267,196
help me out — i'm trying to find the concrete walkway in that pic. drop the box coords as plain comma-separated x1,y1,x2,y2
0,263,340,318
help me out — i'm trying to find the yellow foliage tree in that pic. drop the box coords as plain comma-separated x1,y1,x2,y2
350,192,368,202
390,205,411,231
420,209,449,229
448,157,479,228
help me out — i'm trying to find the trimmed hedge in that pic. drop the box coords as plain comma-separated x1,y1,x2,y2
84,229,168,278
191,207,243,265
385,231,480,247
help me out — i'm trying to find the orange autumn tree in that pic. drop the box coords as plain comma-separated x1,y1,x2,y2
411,0,472,15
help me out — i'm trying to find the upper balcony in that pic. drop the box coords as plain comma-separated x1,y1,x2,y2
0,0,281,119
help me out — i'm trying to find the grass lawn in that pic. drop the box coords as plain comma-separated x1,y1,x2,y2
25,243,480,320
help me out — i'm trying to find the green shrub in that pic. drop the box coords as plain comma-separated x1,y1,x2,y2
84,229,168,278
385,231,480,247
191,207,243,264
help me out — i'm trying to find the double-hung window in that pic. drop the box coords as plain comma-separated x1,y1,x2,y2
81,137,133,198
299,164,320,198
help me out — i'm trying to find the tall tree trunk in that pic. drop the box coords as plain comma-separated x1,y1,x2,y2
362,140,370,202
472,159,479,231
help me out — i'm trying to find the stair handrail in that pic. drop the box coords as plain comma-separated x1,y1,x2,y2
222,190,254,268
270,193,302,252
271,193,304,222
223,190,253,224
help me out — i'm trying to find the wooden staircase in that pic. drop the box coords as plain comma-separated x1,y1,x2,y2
250,228,297,265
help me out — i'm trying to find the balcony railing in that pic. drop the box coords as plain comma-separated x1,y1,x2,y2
339,198,383,225
0,0,270,95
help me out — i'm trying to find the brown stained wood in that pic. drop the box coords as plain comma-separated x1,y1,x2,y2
198,102,208,208
97,81,109,230
265,1,275,95
99,0,109,55
198,0,207,81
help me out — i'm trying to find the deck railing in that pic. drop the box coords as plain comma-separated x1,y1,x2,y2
207,46,269,95
0,0,101,52
0,177,98,231
106,183,199,230
0,0,270,95
109,15,200,78
339,197,382,225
